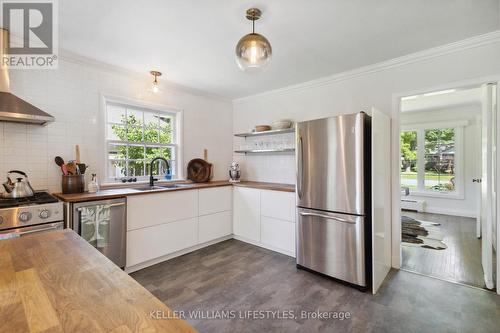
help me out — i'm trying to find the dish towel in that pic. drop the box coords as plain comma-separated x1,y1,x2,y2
80,205,110,248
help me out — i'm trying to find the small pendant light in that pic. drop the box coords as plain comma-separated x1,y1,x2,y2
235,8,272,72
149,70,162,94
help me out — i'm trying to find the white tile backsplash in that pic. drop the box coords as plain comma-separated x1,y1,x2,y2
0,58,233,193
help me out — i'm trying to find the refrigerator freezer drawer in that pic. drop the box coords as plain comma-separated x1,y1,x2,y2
296,208,366,286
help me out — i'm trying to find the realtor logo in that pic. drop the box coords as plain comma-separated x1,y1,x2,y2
1,0,58,68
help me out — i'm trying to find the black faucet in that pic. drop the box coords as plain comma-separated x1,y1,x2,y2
149,157,170,186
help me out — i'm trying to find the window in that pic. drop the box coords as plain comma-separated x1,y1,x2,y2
400,123,464,197
105,98,180,182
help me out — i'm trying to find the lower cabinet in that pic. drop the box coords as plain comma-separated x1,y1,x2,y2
127,217,198,267
233,186,261,242
233,187,296,257
199,211,232,244
261,216,295,254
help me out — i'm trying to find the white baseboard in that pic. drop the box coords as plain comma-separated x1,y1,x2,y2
232,235,295,258
125,235,233,273
423,206,476,218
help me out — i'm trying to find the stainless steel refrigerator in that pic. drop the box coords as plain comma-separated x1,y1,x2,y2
296,112,371,289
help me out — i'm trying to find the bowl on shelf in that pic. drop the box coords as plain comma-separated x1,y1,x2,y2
255,125,272,132
271,120,292,130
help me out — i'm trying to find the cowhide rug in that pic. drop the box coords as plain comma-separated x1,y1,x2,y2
401,216,447,250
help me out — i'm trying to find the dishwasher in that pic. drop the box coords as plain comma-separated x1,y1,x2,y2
68,198,126,268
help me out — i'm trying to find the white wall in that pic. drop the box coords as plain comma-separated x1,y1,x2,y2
232,33,500,185
0,57,233,193
400,105,481,217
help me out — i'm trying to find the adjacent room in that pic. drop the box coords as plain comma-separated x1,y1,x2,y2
399,86,496,290
0,1,500,333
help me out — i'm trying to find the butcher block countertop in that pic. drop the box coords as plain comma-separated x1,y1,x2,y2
53,180,294,203
0,229,196,333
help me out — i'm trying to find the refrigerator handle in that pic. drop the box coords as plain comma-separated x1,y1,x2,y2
299,211,356,224
297,136,304,198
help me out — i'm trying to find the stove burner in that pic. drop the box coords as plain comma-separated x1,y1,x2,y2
0,192,59,208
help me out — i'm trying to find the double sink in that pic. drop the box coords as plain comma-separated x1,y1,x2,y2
130,183,195,192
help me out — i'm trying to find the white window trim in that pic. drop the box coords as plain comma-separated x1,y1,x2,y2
401,122,466,199
101,94,184,184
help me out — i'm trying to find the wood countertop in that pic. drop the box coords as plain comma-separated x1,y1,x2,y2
233,181,295,193
53,180,294,203
0,229,196,333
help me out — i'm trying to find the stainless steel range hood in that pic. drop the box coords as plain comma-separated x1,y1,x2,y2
0,28,54,125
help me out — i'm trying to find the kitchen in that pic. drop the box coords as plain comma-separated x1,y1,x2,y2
1,1,500,333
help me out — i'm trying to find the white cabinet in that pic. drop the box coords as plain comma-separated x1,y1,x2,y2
127,217,198,267
233,187,296,256
126,186,233,271
199,187,232,215
261,216,295,254
261,190,296,222
127,190,198,230
233,186,261,242
199,211,232,244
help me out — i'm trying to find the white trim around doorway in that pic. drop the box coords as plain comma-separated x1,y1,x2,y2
390,75,500,295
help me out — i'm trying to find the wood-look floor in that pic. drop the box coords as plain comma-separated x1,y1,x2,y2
131,239,500,333
401,211,486,288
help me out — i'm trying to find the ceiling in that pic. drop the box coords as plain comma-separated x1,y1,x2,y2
58,1,500,99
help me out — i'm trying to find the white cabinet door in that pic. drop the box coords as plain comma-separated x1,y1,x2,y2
261,190,296,222
127,190,198,230
199,186,232,215
261,216,295,254
127,217,198,266
233,186,261,242
199,211,232,244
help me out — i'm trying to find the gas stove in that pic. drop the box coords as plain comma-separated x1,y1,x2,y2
0,191,64,234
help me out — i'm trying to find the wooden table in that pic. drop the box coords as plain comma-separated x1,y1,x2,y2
0,230,196,333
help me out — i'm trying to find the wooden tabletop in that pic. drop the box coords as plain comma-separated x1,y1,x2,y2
53,180,295,203
0,230,196,333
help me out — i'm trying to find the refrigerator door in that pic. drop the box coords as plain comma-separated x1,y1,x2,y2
296,113,366,215
296,207,366,286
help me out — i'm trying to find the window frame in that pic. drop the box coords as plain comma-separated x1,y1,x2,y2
400,120,467,199
102,95,183,183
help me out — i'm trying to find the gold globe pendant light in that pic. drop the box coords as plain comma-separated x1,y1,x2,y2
235,8,272,72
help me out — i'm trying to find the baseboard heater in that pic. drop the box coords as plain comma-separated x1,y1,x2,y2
401,199,426,212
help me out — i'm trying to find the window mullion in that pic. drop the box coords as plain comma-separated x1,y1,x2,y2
417,129,426,191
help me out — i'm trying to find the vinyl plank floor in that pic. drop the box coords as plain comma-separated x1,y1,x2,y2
131,239,500,333
401,211,486,288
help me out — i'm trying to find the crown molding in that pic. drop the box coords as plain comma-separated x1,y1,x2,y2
58,49,231,103
234,30,500,104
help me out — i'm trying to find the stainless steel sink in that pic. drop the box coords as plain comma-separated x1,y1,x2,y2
129,184,194,191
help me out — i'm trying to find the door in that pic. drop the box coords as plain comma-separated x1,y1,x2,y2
481,83,496,290
296,113,367,215
296,207,366,286
371,108,392,294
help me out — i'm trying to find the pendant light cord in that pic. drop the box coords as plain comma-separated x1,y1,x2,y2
252,19,255,34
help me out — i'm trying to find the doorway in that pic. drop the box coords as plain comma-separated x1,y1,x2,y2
397,84,497,290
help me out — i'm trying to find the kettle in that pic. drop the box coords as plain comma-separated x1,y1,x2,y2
2,170,35,198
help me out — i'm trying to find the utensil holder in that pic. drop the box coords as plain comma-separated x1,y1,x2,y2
62,175,85,194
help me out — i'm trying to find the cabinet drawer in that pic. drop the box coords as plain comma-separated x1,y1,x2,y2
233,186,261,242
127,190,198,230
261,216,295,254
199,211,232,244
261,190,296,222
199,186,232,215
126,217,198,267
